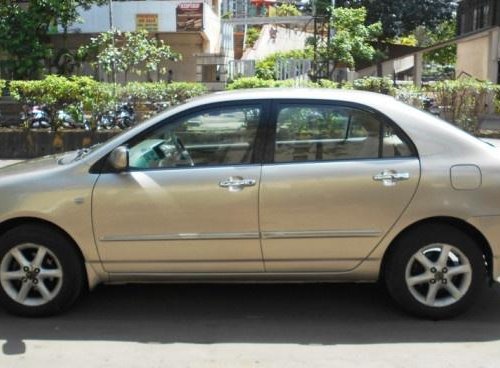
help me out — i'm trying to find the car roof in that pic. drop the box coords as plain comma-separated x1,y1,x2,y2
189,88,396,108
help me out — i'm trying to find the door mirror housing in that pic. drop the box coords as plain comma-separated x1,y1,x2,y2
108,146,129,172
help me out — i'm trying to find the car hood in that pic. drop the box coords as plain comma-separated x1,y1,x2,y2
0,152,82,184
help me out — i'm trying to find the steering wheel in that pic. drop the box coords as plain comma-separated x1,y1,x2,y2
174,137,195,166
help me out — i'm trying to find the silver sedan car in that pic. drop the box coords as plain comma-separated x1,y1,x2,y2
0,88,498,318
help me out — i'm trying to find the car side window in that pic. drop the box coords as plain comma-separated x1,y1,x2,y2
128,105,261,170
274,104,413,163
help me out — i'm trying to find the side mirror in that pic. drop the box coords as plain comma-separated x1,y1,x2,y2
108,146,129,172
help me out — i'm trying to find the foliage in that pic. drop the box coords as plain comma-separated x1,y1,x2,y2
120,82,207,108
329,0,457,39
420,20,457,65
227,77,276,89
0,0,107,79
226,77,339,89
246,27,261,48
427,78,500,132
8,76,206,129
78,29,181,83
318,7,382,71
347,76,397,95
392,35,418,47
9,75,114,129
0,80,6,93
394,84,425,109
256,49,314,80
275,4,301,16
303,1,456,38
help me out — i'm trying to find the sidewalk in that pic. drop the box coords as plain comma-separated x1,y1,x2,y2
0,160,23,168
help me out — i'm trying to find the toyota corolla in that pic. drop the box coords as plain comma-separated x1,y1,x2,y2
0,88,499,319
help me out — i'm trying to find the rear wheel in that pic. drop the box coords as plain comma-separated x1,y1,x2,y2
0,224,85,317
385,224,486,319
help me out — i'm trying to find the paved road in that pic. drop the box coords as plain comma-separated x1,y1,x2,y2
1,148,500,367
0,283,499,368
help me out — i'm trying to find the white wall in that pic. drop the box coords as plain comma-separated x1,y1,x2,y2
203,4,221,53
456,32,489,80
242,25,311,61
65,1,219,36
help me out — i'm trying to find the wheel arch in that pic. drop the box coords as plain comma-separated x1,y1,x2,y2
380,216,493,282
0,217,89,288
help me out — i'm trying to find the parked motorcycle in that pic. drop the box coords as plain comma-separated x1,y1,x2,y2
115,102,135,129
22,105,51,129
422,97,441,117
56,108,90,130
97,102,136,130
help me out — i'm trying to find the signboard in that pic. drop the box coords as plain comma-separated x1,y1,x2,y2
136,14,159,32
176,3,203,32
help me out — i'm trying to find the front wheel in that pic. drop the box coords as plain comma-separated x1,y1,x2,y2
385,224,486,319
0,225,85,317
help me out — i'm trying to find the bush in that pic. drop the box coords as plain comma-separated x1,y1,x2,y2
8,77,207,129
226,77,277,90
10,76,115,129
227,77,340,90
395,84,425,110
256,49,314,80
347,76,396,95
246,27,261,48
427,77,500,132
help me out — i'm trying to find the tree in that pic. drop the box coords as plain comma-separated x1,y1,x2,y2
340,0,457,38
78,29,181,83
419,20,457,65
275,4,301,16
0,0,107,79
318,7,381,72
305,0,456,39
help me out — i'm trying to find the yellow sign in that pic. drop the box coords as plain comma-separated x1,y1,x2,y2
136,14,158,32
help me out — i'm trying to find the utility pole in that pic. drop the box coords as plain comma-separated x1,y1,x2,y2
108,0,117,85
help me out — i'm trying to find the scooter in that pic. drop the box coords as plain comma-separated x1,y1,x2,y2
23,105,51,129
57,109,91,130
115,102,135,129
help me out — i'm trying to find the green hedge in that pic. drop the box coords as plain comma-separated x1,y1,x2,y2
7,76,207,129
120,81,207,107
227,76,500,133
429,78,499,132
227,77,339,90
255,49,314,80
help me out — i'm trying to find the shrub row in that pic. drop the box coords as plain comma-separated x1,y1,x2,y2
227,77,338,90
227,76,500,133
5,75,207,130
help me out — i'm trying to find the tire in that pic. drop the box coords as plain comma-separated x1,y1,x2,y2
385,224,486,319
0,224,85,317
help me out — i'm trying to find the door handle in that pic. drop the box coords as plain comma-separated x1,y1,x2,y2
373,170,410,186
219,177,256,191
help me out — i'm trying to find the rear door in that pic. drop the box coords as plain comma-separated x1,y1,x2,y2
259,101,420,272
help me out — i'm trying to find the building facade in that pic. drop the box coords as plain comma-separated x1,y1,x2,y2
456,0,500,83
51,0,232,89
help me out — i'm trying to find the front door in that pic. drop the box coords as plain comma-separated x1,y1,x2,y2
92,103,266,273
260,101,420,272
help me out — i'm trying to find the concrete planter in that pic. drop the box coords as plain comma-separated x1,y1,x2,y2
0,130,119,159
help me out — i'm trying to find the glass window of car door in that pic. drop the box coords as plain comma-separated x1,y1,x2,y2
274,104,413,162
127,105,261,170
